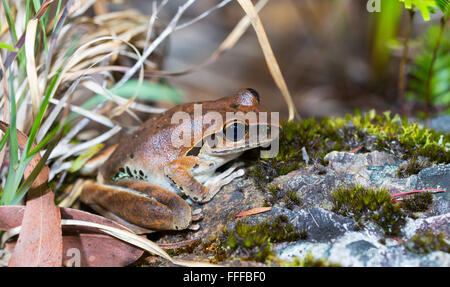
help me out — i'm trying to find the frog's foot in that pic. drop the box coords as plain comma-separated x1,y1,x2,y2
165,157,245,204
204,162,244,187
191,208,203,221
202,163,245,201
80,180,193,233
187,208,202,231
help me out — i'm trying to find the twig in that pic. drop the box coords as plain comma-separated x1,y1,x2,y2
308,209,319,227
391,188,446,199
144,0,169,51
116,0,197,87
175,0,233,31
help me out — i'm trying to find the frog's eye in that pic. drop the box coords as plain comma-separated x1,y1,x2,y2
223,121,247,142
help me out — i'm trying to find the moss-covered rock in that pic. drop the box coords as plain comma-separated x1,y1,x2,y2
406,229,449,254
332,186,406,236
248,110,450,185
220,215,307,263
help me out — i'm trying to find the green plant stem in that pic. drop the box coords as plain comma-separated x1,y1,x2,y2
398,10,415,116
424,17,447,118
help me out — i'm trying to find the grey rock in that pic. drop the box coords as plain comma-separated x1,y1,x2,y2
413,164,450,216
277,231,450,267
271,166,338,210
324,150,418,193
403,213,450,239
425,116,450,133
415,163,450,192
235,206,358,242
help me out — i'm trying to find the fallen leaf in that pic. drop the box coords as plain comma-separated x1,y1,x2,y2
0,206,144,267
0,122,63,267
236,207,272,218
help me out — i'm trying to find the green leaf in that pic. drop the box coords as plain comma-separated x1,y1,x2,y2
67,81,182,124
0,42,18,52
69,144,104,173
398,0,449,20
110,80,182,104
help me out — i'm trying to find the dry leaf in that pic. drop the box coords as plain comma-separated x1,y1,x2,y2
0,123,63,267
0,206,144,267
236,207,272,218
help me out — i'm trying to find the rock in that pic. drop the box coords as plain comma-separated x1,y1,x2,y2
154,178,266,244
413,164,450,216
277,231,450,267
425,116,450,133
150,150,449,267
238,206,358,242
415,163,450,192
403,214,450,239
324,150,420,194
270,166,338,210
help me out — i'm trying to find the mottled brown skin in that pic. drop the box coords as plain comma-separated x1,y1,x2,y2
80,89,278,233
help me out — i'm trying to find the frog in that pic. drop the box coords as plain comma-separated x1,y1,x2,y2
80,88,279,234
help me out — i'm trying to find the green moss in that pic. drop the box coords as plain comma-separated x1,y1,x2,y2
248,110,449,184
281,253,340,267
397,156,432,178
402,192,433,212
406,229,449,254
332,186,406,236
260,185,301,209
166,239,201,256
201,237,228,264
284,190,302,209
221,215,307,263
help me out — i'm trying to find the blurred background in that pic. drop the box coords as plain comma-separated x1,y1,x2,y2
117,0,450,120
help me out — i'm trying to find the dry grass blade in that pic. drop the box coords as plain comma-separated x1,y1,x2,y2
83,80,166,114
57,179,85,208
61,219,218,267
49,125,121,160
236,0,299,121
25,19,40,120
48,97,116,128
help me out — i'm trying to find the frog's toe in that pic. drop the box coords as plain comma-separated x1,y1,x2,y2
191,212,203,222
192,208,202,216
188,223,201,231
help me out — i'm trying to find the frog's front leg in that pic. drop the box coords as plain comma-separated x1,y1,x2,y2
80,179,193,232
165,156,244,203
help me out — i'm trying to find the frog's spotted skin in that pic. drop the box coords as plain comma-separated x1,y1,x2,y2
80,89,279,233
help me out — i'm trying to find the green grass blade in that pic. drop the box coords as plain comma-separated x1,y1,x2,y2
25,70,60,155
0,127,10,152
52,0,62,33
0,42,18,51
1,72,19,205
1,0,17,44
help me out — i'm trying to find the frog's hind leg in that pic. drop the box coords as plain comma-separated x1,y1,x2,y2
80,179,192,233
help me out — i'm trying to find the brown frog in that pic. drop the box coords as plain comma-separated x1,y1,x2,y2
80,89,279,233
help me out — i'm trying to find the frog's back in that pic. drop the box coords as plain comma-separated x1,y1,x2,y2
99,103,196,183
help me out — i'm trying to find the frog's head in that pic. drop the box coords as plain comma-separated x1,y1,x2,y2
197,88,281,156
